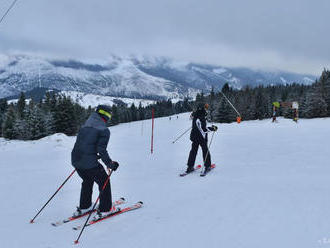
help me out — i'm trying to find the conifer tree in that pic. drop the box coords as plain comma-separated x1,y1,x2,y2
17,92,26,118
215,97,236,123
2,105,17,139
0,99,8,137
255,89,268,120
304,84,328,118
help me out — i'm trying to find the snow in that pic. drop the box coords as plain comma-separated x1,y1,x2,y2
60,91,156,108
7,98,32,105
213,68,227,74
0,114,329,247
280,77,287,83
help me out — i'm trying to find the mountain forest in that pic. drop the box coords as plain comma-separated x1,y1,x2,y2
0,69,329,140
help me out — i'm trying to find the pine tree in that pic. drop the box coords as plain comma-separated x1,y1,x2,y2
255,89,268,120
25,104,48,140
130,103,138,121
2,105,17,139
0,99,8,137
13,116,30,140
214,97,236,123
17,92,26,118
110,105,119,125
222,83,230,93
208,87,216,122
138,102,145,120
304,84,328,118
54,96,77,135
319,69,330,115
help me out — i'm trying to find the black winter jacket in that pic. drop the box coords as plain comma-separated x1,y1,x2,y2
71,112,112,170
190,109,210,143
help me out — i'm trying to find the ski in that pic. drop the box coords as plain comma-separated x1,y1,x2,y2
179,164,202,177
200,164,216,177
51,197,126,227
72,201,143,230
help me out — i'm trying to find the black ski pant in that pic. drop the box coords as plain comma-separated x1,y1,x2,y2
76,164,112,212
187,140,211,169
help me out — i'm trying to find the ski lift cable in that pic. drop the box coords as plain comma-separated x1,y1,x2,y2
0,0,18,25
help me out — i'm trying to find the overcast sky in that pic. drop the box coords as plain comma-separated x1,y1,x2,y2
0,0,329,75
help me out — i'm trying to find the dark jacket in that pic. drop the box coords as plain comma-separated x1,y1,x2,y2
71,112,112,170
190,109,209,143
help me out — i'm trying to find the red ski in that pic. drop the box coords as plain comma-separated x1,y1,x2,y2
179,164,202,177
200,164,216,177
72,201,143,230
51,197,126,227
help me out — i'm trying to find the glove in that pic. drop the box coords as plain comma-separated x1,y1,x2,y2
209,125,218,132
108,161,119,171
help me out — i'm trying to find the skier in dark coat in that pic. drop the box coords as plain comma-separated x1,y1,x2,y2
186,103,217,174
71,105,119,219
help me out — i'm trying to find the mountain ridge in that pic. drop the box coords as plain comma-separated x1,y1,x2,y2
0,54,317,99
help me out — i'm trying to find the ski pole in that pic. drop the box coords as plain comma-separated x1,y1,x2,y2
202,131,216,169
172,127,192,144
74,169,113,244
30,169,76,223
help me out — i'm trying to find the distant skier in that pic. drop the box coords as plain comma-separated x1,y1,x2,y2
272,102,280,123
71,105,119,220
293,108,298,122
272,105,277,122
185,103,217,174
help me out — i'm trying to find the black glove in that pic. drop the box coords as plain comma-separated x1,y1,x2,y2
209,125,218,132
108,161,119,171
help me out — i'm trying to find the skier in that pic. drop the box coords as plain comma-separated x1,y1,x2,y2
293,108,298,122
272,105,277,122
185,103,217,174
71,105,120,220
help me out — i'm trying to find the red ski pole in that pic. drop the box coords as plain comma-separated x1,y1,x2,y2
30,169,76,223
74,169,113,244
151,108,155,154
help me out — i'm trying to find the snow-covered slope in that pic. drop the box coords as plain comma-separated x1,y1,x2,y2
1,114,329,247
61,91,156,108
0,54,317,99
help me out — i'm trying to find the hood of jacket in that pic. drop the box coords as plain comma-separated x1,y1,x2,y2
83,112,107,130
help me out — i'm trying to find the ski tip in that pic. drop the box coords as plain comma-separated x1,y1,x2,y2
120,197,126,201
197,164,202,168
138,201,144,205
51,223,56,227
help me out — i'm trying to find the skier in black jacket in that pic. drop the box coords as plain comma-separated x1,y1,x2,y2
71,105,119,219
186,103,217,174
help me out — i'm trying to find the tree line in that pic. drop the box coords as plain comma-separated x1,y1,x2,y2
0,69,329,140
0,92,192,140
197,69,330,123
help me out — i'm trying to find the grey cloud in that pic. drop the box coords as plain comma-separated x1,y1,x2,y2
0,0,329,75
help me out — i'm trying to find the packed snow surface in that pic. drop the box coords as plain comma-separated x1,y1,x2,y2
0,114,329,248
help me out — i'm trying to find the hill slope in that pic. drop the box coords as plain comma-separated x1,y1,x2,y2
0,114,329,247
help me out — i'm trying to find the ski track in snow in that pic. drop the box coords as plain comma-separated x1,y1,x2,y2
0,114,329,248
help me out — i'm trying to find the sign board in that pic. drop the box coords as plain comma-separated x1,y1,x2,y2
292,102,299,109
281,102,292,108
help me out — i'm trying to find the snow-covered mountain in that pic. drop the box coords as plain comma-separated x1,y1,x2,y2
0,54,317,99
